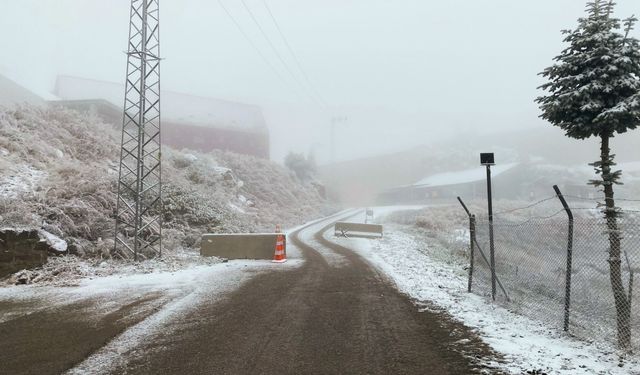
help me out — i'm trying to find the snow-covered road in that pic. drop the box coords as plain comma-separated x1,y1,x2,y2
3,206,638,374
0,210,352,374
1,209,496,374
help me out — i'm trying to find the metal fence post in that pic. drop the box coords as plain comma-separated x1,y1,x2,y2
486,166,497,301
629,271,634,310
554,185,574,332
469,214,476,293
457,197,475,293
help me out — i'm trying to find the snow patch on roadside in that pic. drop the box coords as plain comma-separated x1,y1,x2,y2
38,229,68,252
66,260,291,375
1,211,335,373
0,257,302,326
333,227,640,374
0,164,46,198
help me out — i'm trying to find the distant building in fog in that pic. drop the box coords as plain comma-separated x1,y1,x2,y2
376,160,640,205
50,75,270,159
378,163,521,204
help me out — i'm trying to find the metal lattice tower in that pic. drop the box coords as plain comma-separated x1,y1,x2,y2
114,0,162,260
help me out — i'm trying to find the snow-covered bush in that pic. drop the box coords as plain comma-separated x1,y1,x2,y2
284,151,316,181
0,106,329,259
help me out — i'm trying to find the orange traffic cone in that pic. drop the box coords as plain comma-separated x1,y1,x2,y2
272,224,287,263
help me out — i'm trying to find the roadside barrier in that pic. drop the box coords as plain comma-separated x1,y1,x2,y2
201,232,285,260
272,224,287,263
334,222,383,238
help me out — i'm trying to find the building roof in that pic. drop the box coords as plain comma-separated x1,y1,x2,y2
0,74,45,107
413,163,519,188
52,75,267,133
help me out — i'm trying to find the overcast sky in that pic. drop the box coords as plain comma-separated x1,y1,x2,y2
1,0,638,163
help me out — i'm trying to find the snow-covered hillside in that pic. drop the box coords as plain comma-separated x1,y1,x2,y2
0,106,329,262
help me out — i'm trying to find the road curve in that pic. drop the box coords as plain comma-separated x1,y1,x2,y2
106,213,498,374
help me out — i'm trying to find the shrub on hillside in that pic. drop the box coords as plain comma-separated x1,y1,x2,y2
284,151,317,181
0,106,329,259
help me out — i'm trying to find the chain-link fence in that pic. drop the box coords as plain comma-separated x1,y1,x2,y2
464,194,640,351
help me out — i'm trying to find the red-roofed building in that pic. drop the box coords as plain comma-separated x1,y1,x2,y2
51,76,270,159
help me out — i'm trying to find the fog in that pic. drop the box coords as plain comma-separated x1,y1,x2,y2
0,0,638,166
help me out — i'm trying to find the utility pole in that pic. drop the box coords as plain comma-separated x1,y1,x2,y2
114,0,163,261
480,153,496,301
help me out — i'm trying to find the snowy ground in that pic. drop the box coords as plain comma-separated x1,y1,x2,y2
0,208,354,287
0,163,46,199
0,248,222,287
66,209,369,374
328,207,640,374
0,255,304,374
7,206,637,373
64,259,301,374
0,212,354,374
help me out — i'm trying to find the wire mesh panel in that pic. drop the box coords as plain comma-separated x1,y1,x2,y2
569,216,639,349
468,204,640,351
474,216,569,326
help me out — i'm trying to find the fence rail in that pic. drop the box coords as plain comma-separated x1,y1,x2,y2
459,188,640,351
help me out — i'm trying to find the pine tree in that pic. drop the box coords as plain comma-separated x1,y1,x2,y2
537,0,640,350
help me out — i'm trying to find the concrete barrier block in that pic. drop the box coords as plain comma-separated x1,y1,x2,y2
200,233,285,260
334,222,383,238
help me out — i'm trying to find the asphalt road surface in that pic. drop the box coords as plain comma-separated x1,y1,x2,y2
104,214,498,374
1,214,499,374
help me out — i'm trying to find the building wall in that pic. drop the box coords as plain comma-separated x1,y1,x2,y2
50,100,270,159
377,171,516,204
377,164,599,205
162,121,269,159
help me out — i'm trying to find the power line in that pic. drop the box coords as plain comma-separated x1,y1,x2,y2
562,194,640,203
216,0,304,100
262,0,328,109
239,0,325,110
493,196,558,216
492,209,567,226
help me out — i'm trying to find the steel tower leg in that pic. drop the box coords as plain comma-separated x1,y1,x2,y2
114,0,162,261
